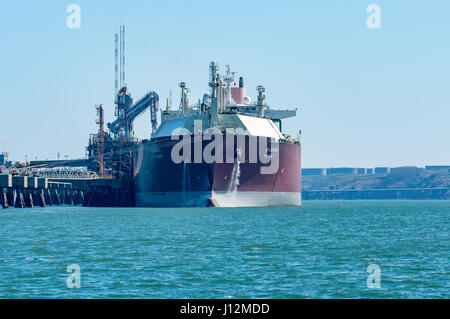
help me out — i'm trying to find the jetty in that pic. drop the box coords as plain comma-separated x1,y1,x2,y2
0,174,133,209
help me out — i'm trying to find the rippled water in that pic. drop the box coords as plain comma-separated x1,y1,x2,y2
0,201,448,298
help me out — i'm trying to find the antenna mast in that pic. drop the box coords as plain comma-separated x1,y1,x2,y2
223,64,236,106
114,33,119,93
208,62,220,126
179,82,189,115
119,26,122,89
119,25,126,89
96,104,105,177
122,26,126,88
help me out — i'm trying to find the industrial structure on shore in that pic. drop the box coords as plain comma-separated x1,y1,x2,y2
302,167,390,176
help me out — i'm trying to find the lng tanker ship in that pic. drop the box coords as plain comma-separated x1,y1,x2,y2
132,63,301,207
86,28,300,207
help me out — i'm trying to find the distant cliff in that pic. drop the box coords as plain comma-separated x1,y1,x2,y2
302,167,450,200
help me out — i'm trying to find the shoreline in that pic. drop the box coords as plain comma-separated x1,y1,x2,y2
302,188,450,200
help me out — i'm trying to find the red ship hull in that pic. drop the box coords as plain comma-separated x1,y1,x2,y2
133,135,301,207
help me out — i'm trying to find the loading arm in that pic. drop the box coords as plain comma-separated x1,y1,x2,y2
107,91,159,136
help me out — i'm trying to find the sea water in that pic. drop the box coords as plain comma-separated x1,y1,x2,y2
0,200,448,298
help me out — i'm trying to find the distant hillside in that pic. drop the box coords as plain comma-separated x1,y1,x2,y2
302,167,450,191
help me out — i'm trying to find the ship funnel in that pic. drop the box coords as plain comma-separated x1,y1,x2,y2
231,76,246,104
239,76,244,88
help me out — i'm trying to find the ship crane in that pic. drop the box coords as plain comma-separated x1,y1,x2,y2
107,91,159,137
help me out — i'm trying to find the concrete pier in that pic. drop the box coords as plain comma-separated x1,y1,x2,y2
80,179,134,207
0,175,12,188
1,174,134,208
1,175,52,209
12,176,28,189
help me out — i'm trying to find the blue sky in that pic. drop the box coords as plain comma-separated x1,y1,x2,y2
0,0,449,168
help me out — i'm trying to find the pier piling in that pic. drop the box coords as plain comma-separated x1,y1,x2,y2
38,189,46,207
1,189,9,209
7,189,14,207
25,191,34,208
15,192,25,208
